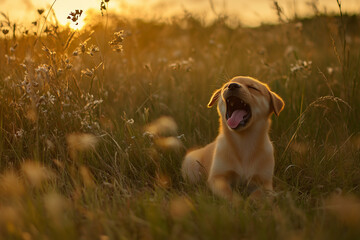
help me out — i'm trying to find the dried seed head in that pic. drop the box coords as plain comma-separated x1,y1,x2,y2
81,68,94,78
169,196,194,220
0,206,21,227
324,194,360,227
0,171,24,197
145,116,178,136
44,192,67,221
66,133,98,159
155,137,182,150
21,161,51,187
80,165,95,187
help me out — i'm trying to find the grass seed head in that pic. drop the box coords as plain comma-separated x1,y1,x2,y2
169,196,194,220
324,194,360,227
67,133,98,160
44,192,68,222
0,206,21,230
0,171,24,198
145,116,178,136
80,165,95,187
155,137,183,151
21,161,51,187
66,133,98,152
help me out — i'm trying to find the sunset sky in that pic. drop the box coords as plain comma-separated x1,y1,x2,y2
0,0,359,28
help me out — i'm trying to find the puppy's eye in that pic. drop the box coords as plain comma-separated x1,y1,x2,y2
248,85,260,91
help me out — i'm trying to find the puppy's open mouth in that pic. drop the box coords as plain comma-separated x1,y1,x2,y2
226,96,252,129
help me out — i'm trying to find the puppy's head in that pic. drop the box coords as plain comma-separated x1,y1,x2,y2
207,76,284,131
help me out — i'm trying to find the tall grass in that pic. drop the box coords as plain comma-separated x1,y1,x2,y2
0,3,359,239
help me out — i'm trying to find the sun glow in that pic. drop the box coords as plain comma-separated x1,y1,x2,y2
50,0,100,30
66,11,87,30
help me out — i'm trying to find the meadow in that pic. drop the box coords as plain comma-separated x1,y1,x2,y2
0,3,360,239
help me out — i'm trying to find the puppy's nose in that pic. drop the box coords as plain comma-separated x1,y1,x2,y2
228,83,240,90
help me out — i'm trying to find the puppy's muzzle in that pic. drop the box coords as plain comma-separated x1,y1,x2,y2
224,83,252,130
228,83,241,90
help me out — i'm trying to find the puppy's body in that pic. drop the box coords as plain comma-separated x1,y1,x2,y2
182,76,284,199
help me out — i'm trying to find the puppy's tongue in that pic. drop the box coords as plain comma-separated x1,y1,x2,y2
227,110,247,128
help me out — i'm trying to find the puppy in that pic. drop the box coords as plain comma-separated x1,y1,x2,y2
181,76,284,199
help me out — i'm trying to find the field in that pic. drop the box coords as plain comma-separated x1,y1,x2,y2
0,3,360,240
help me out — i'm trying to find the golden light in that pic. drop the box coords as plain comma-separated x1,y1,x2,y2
0,0,359,30
51,0,99,30
67,11,87,30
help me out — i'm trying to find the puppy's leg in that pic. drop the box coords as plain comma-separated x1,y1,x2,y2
208,173,233,200
182,153,206,183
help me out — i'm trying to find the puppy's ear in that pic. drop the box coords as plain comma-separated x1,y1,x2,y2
269,91,285,116
207,89,221,108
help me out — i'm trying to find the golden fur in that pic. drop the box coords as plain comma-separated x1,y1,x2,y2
181,76,284,199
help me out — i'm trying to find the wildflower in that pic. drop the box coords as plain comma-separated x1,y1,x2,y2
45,139,55,151
66,63,73,70
80,42,86,53
112,45,123,53
84,99,103,110
109,31,124,52
35,64,50,74
46,91,56,105
5,54,16,64
126,118,134,124
327,67,334,75
143,131,154,139
42,46,50,54
87,45,100,56
57,68,63,76
290,60,312,73
14,129,24,138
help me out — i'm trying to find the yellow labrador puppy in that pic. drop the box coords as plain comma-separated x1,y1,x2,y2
182,76,284,199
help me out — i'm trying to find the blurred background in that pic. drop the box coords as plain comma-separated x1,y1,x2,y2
1,0,359,28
